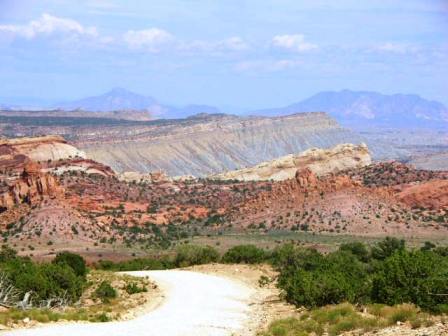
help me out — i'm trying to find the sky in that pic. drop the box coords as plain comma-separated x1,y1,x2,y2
0,0,447,109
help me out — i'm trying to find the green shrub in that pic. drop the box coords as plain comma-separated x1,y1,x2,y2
339,242,370,262
259,275,272,287
1,254,84,304
434,246,448,257
371,249,448,311
94,281,117,303
53,251,87,278
271,245,323,273
125,282,147,295
222,244,267,264
371,237,405,260
274,239,448,312
420,241,436,252
92,313,110,322
278,251,370,308
0,245,17,262
96,257,174,271
174,245,219,267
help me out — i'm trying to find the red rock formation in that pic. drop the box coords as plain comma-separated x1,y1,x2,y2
0,163,64,210
396,179,448,210
295,168,319,188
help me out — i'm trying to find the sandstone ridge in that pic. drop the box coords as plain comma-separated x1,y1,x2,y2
0,135,86,162
211,143,371,181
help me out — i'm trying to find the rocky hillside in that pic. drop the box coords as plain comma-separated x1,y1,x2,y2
0,162,63,210
396,180,448,211
0,135,446,253
76,112,365,177
0,136,113,213
212,143,371,181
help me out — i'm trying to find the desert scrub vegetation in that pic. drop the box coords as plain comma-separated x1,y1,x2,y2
0,247,87,309
95,244,221,271
259,303,434,336
0,246,158,327
94,281,117,303
271,238,448,313
95,243,269,272
222,244,267,264
96,256,175,272
174,244,220,267
0,270,157,326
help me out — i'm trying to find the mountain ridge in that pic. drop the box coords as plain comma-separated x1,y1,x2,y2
55,87,221,119
251,90,448,128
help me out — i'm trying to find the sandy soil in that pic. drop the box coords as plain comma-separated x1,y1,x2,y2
3,270,256,336
186,264,298,334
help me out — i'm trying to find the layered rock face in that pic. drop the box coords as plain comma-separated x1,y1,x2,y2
0,135,86,163
0,135,114,212
0,162,63,210
0,135,114,177
212,143,371,181
77,112,365,177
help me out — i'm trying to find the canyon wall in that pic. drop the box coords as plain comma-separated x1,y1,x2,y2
77,112,365,177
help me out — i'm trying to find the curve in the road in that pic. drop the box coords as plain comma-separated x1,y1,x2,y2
4,270,254,336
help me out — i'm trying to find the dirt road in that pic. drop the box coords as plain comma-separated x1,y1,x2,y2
4,270,255,336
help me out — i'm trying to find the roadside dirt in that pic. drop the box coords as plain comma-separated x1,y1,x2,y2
186,263,298,335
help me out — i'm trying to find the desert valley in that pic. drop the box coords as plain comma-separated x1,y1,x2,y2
0,109,447,259
0,105,447,335
1,1,448,335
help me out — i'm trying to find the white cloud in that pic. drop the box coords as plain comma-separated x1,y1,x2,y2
0,13,98,39
234,59,303,72
270,59,303,70
216,37,249,51
123,28,174,52
271,34,317,52
179,36,249,55
0,14,246,55
374,42,418,54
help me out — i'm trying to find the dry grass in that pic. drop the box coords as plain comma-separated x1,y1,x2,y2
259,303,436,336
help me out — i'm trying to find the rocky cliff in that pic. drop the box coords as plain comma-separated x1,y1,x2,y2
0,135,86,163
0,136,114,212
76,112,365,177
211,143,371,181
0,162,63,210
0,135,114,177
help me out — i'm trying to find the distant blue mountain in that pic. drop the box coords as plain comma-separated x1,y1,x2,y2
56,87,221,119
57,87,158,112
252,90,448,128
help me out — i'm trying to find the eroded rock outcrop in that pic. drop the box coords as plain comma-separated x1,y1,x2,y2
0,135,114,177
0,135,86,163
212,143,371,181
118,170,170,183
0,162,63,210
396,180,448,210
0,136,115,212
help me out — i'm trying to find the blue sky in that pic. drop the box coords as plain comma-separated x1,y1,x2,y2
0,0,447,109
